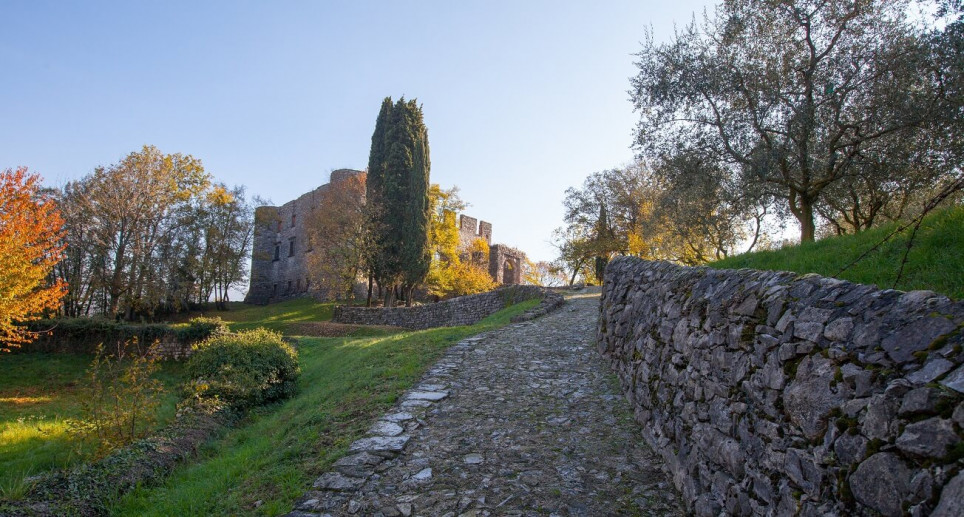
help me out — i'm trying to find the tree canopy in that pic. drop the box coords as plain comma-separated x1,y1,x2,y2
424,185,496,298
55,145,253,319
366,97,432,306
305,171,369,301
0,167,66,350
631,0,956,242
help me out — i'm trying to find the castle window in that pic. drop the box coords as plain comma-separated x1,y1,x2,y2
287,280,292,293
272,284,278,297
291,214,296,227
288,238,296,257
296,278,301,292
274,245,280,261
277,220,282,232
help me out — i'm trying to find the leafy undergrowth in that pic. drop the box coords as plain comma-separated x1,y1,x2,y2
0,355,188,498
710,206,964,299
112,298,541,516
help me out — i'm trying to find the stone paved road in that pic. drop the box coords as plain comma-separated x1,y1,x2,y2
285,289,681,516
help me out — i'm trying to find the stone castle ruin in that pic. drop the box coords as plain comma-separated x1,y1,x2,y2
245,170,526,304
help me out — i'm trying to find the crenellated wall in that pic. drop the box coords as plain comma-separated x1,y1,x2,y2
598,257,964,516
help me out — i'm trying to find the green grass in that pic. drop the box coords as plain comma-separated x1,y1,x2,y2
710,206,964,300
173,298,339,333
0,355,188,497
111,298,541,516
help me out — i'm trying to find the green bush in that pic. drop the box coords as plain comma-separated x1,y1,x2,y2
175,317,229,343
185,328,299,409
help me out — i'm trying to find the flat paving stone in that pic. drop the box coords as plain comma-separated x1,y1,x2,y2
348,435,410,454
406,391,449,401
313,472,367,491
369,421,405,437
382,412,415,423
287,289,681,516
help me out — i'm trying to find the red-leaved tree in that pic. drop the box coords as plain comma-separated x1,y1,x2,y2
0,167,66,351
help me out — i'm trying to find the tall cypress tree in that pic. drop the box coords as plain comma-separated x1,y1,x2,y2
366,97,431,306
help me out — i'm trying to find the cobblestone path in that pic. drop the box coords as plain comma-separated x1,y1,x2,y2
285,290,681,516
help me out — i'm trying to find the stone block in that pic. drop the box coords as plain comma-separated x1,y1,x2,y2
932,471,964,517
833,433,867,467
898,387,940,416
906,357,954,385
849,453,911,517
862,394,897,441
895,417,960,458
823,317,854,342
940,364,964,394
783,355,848,440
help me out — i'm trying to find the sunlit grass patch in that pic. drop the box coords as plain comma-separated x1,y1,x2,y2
711,206,964,300
0,396,52,406
171,298,340,334
0,354,189,490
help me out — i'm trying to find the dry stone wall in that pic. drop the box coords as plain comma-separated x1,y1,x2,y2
333,286,549,330
598,257,964,516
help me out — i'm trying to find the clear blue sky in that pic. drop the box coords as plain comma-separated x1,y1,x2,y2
2,0,715,288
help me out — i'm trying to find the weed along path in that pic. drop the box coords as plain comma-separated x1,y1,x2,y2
285,289,681,516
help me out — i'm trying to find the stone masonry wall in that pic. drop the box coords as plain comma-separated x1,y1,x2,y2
245,169,364,305
598,257,964,516
333,285,546,329
489,244,526,285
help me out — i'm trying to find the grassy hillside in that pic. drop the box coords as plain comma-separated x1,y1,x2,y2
1,298,343,497
710,206,964,299
0,356,188,497
112,298,541,516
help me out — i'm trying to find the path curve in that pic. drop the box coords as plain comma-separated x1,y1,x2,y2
285,290,681,516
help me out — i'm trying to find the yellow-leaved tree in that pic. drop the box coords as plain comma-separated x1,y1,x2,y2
0,167,66,351
425,186,495,299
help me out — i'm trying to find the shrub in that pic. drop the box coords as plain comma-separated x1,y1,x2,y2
71,339,165,457
186,328,299,409
175,316,229,343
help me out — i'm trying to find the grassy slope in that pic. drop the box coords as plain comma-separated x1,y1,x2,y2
1,297,339,496
112,298,542,516
710,206,964,300
0,356,187,496
173,298,339,333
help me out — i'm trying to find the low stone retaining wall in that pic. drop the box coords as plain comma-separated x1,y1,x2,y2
598,257,964,516
510,289,565,323
332,286,547,329
20,332,195,359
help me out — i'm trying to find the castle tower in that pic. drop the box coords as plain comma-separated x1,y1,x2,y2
244,169,364,304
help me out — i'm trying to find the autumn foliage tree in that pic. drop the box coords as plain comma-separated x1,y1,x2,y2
54,146,253,319
306,171,369,300
554,162,764,281
523,260,568,287
424,186,495,299
0,167,66,351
